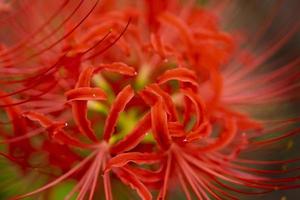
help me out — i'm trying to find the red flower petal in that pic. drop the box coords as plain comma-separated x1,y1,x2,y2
75,66,94,88
138,87,158,106
148,84,178,121
110,112,151,154
150,33,167,58
180,89,212,142
24,111,59,127
95,62,137,76
114,168,152,200
151,100,171,150
158,12,194,49
65,87,107,102
197,117,237,152
24,111,90,148
103,85,134,141
106,152,161,171
186,122,211,142
181,89,206,128
157,68,198,87
69,66,98,142
124,165,162,183
70,101,98,142
168,121,186,137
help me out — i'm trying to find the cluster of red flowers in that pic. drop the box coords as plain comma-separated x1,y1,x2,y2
0,0,299,199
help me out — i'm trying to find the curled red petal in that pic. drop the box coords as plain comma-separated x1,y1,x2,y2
150,33,167,58
24,111,90,148
50,129,91,149
95,62,137,76
158,12,194,47
197,117,237,152
114,168,152,200
103,85,134,141
106,152,161,171
23,111,56,127
65,87,107,102
70,67,98,142
168,121,186,137
124,165,163,183
148,84,178,121
151,100,171,150
71,101,98,142
157,68,198,87
181,89,206,128
186,121,211,142
138,87,159,106
76,66,94,88
110,112,151,154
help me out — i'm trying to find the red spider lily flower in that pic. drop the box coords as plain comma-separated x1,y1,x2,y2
12,63,156,200
0,0,299,200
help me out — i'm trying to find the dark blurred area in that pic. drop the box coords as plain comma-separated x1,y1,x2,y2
220,1,300,199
